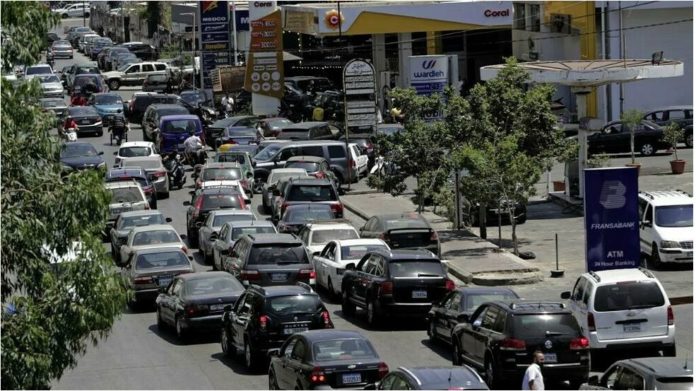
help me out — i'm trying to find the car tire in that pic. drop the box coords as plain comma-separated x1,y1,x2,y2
268,371,279,390
485,357,501,389
639,141,656,156
108,79,120,90
366,299,381,328
651,243,662,269
663,345,677,357
221,327,236,357
452,338,462,365
327,277,338,301
341,290,356,317
62,13,69,18
156,308,165,330
428,319,437,343
175,316,187,340
97,130,103,137
243,339,256,370
686,132,693,148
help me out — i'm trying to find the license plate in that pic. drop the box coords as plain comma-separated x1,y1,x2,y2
283,327,308,335
209,304,226,311
80,119,91,125
342,373,362,384
111,207,130,215
624,323,641,332
685,252,693,258
271,273,287,282
158,277,172,287
412,290,427,299
544,353,557,363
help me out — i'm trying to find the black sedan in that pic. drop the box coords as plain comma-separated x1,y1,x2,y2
67,106,103,137
217,126,259,148
205,115,259,146
370,366,488,390
277,203,336,234
155,271,245,340
268,330,389,390
588,119,670,156
60,142,105,172
426,287,519,345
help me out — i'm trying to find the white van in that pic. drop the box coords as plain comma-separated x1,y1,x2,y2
638,190,693,267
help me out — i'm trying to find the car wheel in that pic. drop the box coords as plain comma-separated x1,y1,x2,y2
221,327,236,357
639,141,656,156
663,345,677,357
108,79,120,90
485,357,502,389
97,130,103,137
327,277,338,301
428,319,437,343
62,13,69,18
244,339,256,369
686,132,693,148
160,191,169,199
156,308,165,330
175,316,187,340
268,371,279,390
452,338,462,365
341,290,355,317
366,299,381,328
651,243,662,269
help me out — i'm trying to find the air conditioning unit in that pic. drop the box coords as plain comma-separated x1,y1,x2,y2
551,14,572,34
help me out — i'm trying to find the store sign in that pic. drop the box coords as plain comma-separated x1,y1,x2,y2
484,9,510,17
284,10,316,34
409,55,448,96
244,10,283,99
584,168,640,272
200,0,231,89
343,59,377,129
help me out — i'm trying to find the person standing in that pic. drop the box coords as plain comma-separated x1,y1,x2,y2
522,350,545,390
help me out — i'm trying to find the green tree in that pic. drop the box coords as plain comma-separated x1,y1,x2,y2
621,109,644,164
1,4,127,388
1,2,61,72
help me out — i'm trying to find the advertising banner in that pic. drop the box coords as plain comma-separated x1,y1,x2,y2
584,167,640,272
343,59,377,130
244,10,283,99
409,55,448,96
199,0,231,89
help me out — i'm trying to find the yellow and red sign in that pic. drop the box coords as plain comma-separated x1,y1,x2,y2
244,10,284,99
324,9,344,30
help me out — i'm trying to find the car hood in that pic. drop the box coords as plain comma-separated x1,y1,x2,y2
94,103,123,113
655,226,694,242
102,71,123,79
61,155,104,168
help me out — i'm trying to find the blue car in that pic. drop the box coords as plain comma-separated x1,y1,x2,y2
88,93,125,123
60,142,105,173
158,115,204,153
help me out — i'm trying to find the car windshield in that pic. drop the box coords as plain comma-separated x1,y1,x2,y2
466,293,519,312
185,276,243,296
120,214,165,229
95,94,122,105
119,146,151,157
286,162,319,173
132,230,180,246
267,294,322,316
594,281,665,312
202,168,242,181
54,42,71,48
655,205,693,227
26,66,51,75
110,187,143,203
38,75,60,83
61,143,98,157
123,160,161,170
340,245,388,261
162,119,198,133
213,214,254,227
287,185,336,202
216,153,248,165
69,106,97,116
285,207,335,223
231,226,276,240
511,314,580,339
201,194,242,210
269,172,308,185
135,251,188,270
254,144,282,161
75,67,99,74
311,338,378,362
117,64,131,72
225,128,257,138
384,217,428,230
388,260,444,278
266,119,293,129
180,91,206,105
311,229,358,246
248,244,309,265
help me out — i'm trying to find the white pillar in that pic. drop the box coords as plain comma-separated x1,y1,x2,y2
397,32,412,88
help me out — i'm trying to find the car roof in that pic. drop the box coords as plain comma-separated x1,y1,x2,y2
199,185,243,194
285,203,333,211
118,210,163,218
455,287,519,296
286,156,326,163
300,329,366,343
119,141,154,148
270,168,309,175
121,156,163,165
160,114,199,121
287,178,333,186
150,104,188,110
305,222,355,231
491,299,569,313
587,268,657,284
243,233,301,244
224,220,276,229
106,168,147,177
333,239,388,247
638,190,692,207
283,122,329,129
620,357,693,377
250,284,316,297
133,245,185,255
209,209,254,216
104,180,140,189
399,366,485,389
200,181,242,189
645,106,692,112
204,162,242,169
365,248,440,261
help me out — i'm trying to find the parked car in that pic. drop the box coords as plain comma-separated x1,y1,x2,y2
120,42,158,61
277,203,338,235
638,190,693,267
119,156,170,198
183,186,247,247
217,127,259,148
221,233,313,286
268,330,391,389
155,271,244,339
141,103,190,142
312,239,389,297
88,92,126,121
588,120,670,156
118,224,186,265
53,3,89,18
581,357,693,390
103,61,168,90
70,74,107,96
50,39,73,59
298,220,359,255
273,178,343,222
24,64,54,78
261,168,309,214
221,284,333,370
561,268,675,356
284,155,339,188
643,106,693,147
104,181,150,231
206,115,259,147
341,248,454,327
98,46,128,71
197,209,256,264
109,210,171,265
59,142,105,173
39,97,68,126
257,117,293,137
179,89,208,107
426,287,520,346
120,245,193,308
65,62,100,92
104,167,158,210
110,53,140,74
278,121,337,141
36,74,64,98
142,73,171,93
157,114,205,154
360,213,440,257
214,149,256,192
78,33,99,54
197,162,253,197
126,92,179,124
89,37,113,60
348,143,369,179
114,141,159,167
212,220,278,271
370,366,488,390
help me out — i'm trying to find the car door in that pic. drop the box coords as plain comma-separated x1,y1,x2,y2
285,338,309,387
140,63,155,83
199,213,214,252
275,336,300,389
351,256,375,305
231,292,253,350
123,64,140,85
459,305,488,366
471,305,501,365
213,224,230,268
567,277,590,335
441,291,462,339
161,278,182,324
638,198,651,254
613,366,645,390
321,243,337,289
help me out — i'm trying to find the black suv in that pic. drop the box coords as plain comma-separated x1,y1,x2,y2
221,233,314,287
183,187,247,247
141,103,190,142
120,42,158,61
341,249,454,328
451,301,589,389
220,284,333,369
127,92,179,123
274,178,343,221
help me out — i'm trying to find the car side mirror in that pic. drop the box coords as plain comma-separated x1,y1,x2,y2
210,232,218,240
251,161,257,167
98,151,104,155
165,217,172,223
456,313,470,323
588,375,599,386
113,151,118,155
223,304,232,312
183,201,191,206
560,291,571,300
345,263,356,271
179,234,188,240
642,220,652,228
267,348,280,357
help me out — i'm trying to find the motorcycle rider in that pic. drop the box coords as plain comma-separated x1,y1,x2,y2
183,129,204,166
110,110,128,145
62,116,78,140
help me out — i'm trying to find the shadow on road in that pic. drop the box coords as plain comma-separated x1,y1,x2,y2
419,338,453,362
146,324,219,346
210,352,268,376
331,309,427,332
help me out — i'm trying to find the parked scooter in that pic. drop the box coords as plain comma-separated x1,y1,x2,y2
62,127,78,142
163,152,186,190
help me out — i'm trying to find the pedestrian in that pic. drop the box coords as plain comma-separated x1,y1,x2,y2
522,350,545,390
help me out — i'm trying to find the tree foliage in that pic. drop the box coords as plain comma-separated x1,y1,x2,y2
1,6,127,388
0,1,61,72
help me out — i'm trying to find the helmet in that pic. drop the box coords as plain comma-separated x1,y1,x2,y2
188,129,195,136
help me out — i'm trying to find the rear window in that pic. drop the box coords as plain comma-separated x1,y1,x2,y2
512,314,580,339
135,251,189,270
311,229,358,245
158,107,189,117
594,281,665,312
184,276,243,296
231,226,276,240
266,294,322,315
388,260,445,278
385,217,428,230
285,206,335,223
202,168,242,182
225,128,257,138
132,230,180,246
161,119,199,133
466,293,519,312
123,160,161,170
110,187,143,203
311,338,378,362
286,162,319,173
213,213,255,227
655,378,694,390
120,214,165,229
119,146,151,157
287,185,336,201
201,194,242,210
248,244,309,265
341,244,388,261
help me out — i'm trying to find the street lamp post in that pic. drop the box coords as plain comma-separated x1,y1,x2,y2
182,12,196,89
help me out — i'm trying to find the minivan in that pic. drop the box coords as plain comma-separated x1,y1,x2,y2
157,115,205,154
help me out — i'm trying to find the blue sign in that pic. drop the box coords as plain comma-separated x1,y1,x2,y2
234,10,249,31
584,167,640,272
200,0,230,89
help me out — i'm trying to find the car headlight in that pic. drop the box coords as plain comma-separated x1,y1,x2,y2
97,162,106,169
93,121,103,127
660,240,680,249
62,164,73,171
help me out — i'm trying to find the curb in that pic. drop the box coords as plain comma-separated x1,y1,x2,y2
342,199,371,221
447,263,544,286
670,296,693,305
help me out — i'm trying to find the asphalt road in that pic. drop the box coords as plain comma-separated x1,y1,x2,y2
51,18,692,389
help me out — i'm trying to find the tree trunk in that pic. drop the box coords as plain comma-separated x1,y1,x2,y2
509,209,519,256
478,204,487,239
630,127,635,164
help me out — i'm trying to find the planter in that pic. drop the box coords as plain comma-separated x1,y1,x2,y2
552,180,566,192
670,159,686,175
625,163,641,175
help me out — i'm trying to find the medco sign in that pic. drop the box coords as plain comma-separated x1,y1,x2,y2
484,9,510,17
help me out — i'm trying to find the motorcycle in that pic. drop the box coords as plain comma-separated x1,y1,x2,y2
184,143,207,168
109,123,129,146
62,127,78,142
163,152,186,190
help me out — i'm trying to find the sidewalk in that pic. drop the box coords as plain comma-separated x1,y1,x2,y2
341,192,543,285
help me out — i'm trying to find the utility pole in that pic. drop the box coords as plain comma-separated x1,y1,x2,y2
182,12,197,89
83,1,86,27
619,2,625,115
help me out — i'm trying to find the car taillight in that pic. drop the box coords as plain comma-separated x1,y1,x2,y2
134,276,153,284
569,337,589,350
310,367,326,384
259,315,269,331
430,230,439,242
445,278,455,291
240,269,260,283
378,362,389,379
330,203,343,217
191,196,204,220
379,281,393,296
320,310,332,328
281,202,289,213
668,305,674,325
315,171,325,179
299,269,316,279
238,195,247,209
181,245,188,253
587,312,596,332
349,159,356,168
152,171,166,178
500,338,526,351
185,303,207,317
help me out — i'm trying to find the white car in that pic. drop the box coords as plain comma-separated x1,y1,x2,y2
120,156,169,198
312,238,389,296
104,181,150,227
298,220,360,256
199,180,251,204
119,224,186,264
198,209,257,263
115,141,159,167
54,3,89,18
36,74,64,98
638,190,693,266
562,268,675,355
348,143,369,178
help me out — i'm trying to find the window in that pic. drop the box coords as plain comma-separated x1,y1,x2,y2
655,205,693,228
513,3,526,30
667,110,686,120
278,147,298,161
125,65,139,74
638,198,648,220
155,64,167,71
594,281,665,312
291,339,307,360
529,4,541,32
512,314,580,339
283,337,298,358
481,306,499,330
572,278,586,302
328,145,345,158
645,204,654,224
300,146,324,157
615,368,644,390
141,64,154,72
444,292,461,311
